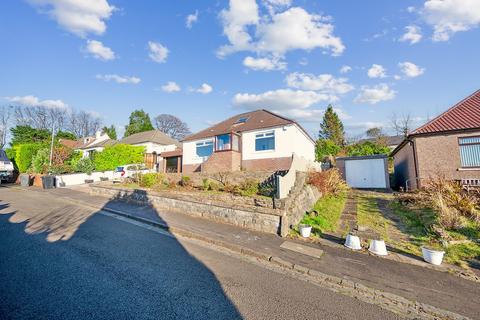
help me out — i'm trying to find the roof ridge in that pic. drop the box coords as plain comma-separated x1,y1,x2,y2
412,89,480,134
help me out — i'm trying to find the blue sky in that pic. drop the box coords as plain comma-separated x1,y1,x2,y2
1,0,479,139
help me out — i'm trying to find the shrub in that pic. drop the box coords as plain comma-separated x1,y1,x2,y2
308,169,349,196
139,173,163,188
93,144,145,172
75,157,95,175
346,141,390,157
31,148,50,174
202,178,211,191
66,151,83,167
239,179,259,197
48,164,74,175
223,183,239,194
15,143,44,173
315,139,341,162
180,175,192,188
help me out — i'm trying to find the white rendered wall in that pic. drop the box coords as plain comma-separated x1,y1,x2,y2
241,124,314,162
182,138,214,165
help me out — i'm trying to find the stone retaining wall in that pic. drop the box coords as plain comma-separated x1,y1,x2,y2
90,185,281,234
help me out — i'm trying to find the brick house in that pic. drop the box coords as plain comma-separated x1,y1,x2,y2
119,130,181,170
392,89,480,190
180,109,315,173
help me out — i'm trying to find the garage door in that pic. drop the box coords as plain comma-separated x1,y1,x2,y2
345,159,386,188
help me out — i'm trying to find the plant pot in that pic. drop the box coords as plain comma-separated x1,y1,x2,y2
421,247,445,265
19,174,31,187
344,234,362,250
368,240,388,256
41,175,55,189
84,179,94,184
299,224,312,238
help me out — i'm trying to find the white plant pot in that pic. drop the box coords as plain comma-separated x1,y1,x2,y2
344,234,362,250
421,247,445,265
299,225,312,238
368,240,388,256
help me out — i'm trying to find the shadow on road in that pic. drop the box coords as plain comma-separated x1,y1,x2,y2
0,190,243,319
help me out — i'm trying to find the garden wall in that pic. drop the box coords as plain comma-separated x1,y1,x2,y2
55,171,116,187
90,185,282,234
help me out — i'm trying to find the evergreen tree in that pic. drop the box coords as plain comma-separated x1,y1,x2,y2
102,125,117,140
319,105,345,146
124,109,154,137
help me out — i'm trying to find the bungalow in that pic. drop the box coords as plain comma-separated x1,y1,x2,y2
180,109,315,173
392,89,480,190
71,131,116,159
119,129,181,170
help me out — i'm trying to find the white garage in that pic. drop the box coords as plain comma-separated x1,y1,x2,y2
336,155,389,189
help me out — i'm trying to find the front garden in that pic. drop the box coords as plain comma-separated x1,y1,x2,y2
296,171,480,271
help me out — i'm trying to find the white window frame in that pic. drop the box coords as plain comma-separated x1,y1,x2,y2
195,139,214,160
254,131,275,152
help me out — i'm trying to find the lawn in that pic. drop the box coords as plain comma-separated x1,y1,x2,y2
356,193,391,240
300,192,347,235
389,199,480,268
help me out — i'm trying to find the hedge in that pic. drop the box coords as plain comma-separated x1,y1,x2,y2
93,144,145,171
15,143,44,173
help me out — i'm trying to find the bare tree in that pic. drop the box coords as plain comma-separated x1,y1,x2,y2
14,105,67,131
390,113,412,137
68,110,102,138
154,114,191,140
0,106,12,148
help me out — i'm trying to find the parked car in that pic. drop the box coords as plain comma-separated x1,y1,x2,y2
114,164,152,181
0,149,15,183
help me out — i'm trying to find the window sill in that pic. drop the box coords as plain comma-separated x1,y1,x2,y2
458,167,480,171
254,149,275,154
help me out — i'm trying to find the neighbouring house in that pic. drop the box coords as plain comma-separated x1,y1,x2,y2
391,89,480,190
119,130,181,170
357,135,404,150
66,131,116,159
181,109,315,173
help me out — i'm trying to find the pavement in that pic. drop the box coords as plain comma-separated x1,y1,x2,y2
0,185,400,320
2,184,480,319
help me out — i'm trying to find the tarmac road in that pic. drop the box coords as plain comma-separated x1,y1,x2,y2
0,187,400,319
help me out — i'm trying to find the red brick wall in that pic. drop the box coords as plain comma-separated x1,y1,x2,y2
201,150,241,173
182,164,201,174
242,157,292,171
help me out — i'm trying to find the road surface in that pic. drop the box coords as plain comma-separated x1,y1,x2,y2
0,186,400,319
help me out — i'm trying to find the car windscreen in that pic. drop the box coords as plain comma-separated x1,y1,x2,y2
0,150,9,161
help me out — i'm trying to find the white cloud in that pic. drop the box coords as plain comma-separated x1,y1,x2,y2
398,61,425,78
218,1,344,62
354,84,396,105
161,81,181,93
28,0,115,38
194,83,213,94
399,25,422,44
186,10,198,29
85,40,115,61
243,56,286,71
96,74,141,84
6,95,68,109
233,89,327,111
299,58,308,66
422,0,480,41
232,88,348,122
285,72,354,98
148,41,169,63
367,64,387,79
407,6,416,13
339,65,352,74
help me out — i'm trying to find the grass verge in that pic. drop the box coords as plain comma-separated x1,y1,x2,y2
299,192,347,235
356,193,390,240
